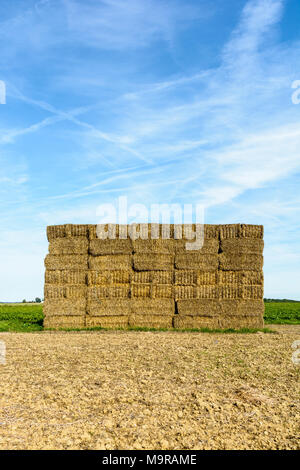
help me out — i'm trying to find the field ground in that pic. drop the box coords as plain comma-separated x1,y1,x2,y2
0,326,299,450
0,301,299,332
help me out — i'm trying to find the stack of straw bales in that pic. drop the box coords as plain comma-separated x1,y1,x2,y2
44,224,264,329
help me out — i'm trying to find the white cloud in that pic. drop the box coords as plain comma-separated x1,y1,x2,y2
63,0,203,49
223,0,283,61
91,0,299,211
213,123,300,188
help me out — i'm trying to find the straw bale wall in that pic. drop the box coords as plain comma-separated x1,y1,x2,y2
44,224,264,329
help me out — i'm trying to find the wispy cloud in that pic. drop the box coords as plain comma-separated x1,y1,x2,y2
93,0,298,208
63,0,203,49
2,84,152,163
223,0,283,65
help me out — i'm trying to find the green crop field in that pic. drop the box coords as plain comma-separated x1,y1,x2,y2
0,301,299,332
264,302,300,324
0,304,44,332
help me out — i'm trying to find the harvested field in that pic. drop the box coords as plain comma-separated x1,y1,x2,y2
0,325,299,450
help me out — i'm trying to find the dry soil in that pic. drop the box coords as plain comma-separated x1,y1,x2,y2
0,325,299,450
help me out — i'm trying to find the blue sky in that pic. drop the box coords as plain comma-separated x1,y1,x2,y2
0,0,300,301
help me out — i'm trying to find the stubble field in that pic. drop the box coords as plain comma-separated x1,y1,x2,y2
0,325,299,450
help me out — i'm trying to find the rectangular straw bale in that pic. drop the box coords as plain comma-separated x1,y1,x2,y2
88,225,97,240
175,238,219,254
44,285,86,299
217,300,239,316
242,285,264,300
172,224,186,240
162,224,179,238
118,225,130,239
89,255,132,270
89,224,118,240
87,270,111,285
219,253,263,271
44,285,65,299
218,315,264,329
45,269,87,285
127,223,152,240
43,298,86,316
237,300,265,316
132,271,152,284
110,270,132,284
173,238,189,253
168,223,195,239
155,224,173,239
64,286,87,298
89,238,133,255
87,299,131,316
173,224,203,240
174,225,219,241
88,285,130,300
86,315,129,328
133,254,174,271
49,237,88,255
152,284,173,298
175,311,264,329
240,224,264,239
175,270,197,285
45,254,88,270
218,286,243,299
196,271,217,285
152,271,174,284
176,299,258,317
175,253,218,271
175,286,194,300
65,224,89,238
132,239,175,254
150,223,163,239
129,314,173,328
220,239,264,254
131,284,151,298
47,225,67,241
220,224,263,240
219,224,240,240
88,270,131,285
204,225,220,239
173,315,220,329
163,224,206,240
176,299,220,316
172,224,219,240
131,299,175,315
195,285,218,299
218,270,264,285
216,300,264,317
125,223,151,242
132,271,174,284
197,238,219,254
44,315,86,329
